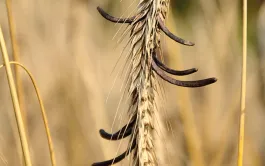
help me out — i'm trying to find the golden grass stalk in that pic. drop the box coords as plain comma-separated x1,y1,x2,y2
0,26,32,166
5,1,26,164
0,62,56,166
237,0,247,165
5,0,26,123
4,2,56,165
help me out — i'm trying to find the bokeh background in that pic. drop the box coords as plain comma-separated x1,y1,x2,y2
0,0,265,165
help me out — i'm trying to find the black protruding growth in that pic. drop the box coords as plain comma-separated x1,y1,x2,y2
153,54,198,76
99,119,136,140
97,7,135,24
152,61,217,87
157,17,195,46
92,141,136,166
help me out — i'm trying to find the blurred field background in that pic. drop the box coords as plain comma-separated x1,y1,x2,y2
0,0,265,165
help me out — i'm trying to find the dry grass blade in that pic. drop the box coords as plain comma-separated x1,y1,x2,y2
237,0,247,165
0,62,57,166
0,26,32,166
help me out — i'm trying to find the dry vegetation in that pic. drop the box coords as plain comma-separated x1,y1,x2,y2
0,0,264,165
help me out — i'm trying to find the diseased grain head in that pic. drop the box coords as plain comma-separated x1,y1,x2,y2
93,1,217,165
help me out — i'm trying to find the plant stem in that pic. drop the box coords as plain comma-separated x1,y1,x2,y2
0,26,32,166
237,0,247,165
6,0,26,120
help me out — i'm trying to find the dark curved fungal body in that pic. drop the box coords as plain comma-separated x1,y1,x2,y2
99,127,132,140
92,140,136,166
99,118,136,140
97,7,135,24
157,17,195,46
152,60,217,87
152,54,198,76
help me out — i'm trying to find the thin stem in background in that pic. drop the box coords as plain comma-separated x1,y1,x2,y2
0,26,32,166
237,0,247,165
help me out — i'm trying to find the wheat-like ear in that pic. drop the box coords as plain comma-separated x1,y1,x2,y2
94,1,217,165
